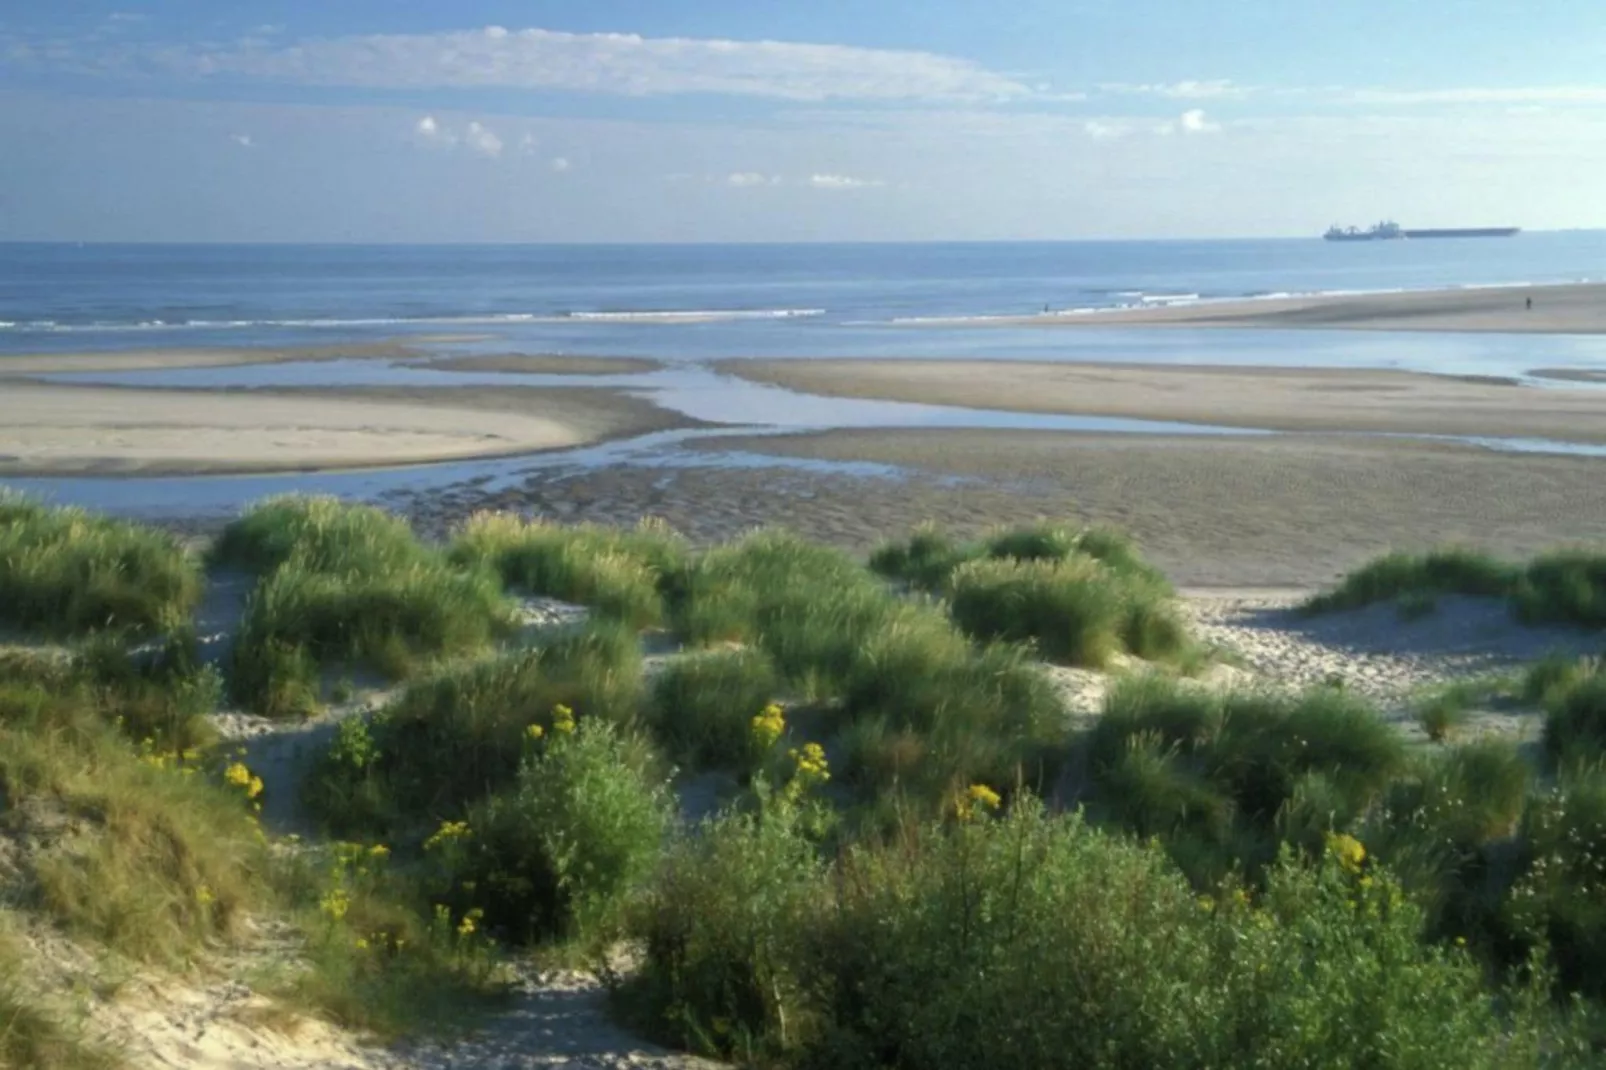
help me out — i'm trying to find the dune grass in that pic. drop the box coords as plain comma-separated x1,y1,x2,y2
649,649,781,771
1538,657,1606,766
1306,545,1606,627
449,513,686,628
1086,676,1407,880
0,682,271,966
0,496,201,639
304,620,645,836
209,494,425,576
220,497,514,717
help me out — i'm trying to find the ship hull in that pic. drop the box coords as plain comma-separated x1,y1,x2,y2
1401,228,1520,239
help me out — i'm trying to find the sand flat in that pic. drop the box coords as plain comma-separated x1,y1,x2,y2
718,358,1606,441
669,428,1606,586
957,281,1606,333
0,382,694,476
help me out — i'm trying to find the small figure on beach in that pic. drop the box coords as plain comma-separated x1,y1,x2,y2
1526,296,1533,310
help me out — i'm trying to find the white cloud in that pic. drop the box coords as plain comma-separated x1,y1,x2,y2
807,173,885,189
464,120,503,158
416,115,443,138
230,133,254,148
727,172,780,187
1083,120,1126,140
1101,79,1247,99
1180,109,1220,134
550,156,571,172
95,24,1036,102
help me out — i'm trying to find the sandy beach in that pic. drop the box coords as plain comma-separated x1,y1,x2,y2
0,383,697,476
718,358,1606,441
967,281,1606,333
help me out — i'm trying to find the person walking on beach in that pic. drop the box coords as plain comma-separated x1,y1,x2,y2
1526,296,1533,311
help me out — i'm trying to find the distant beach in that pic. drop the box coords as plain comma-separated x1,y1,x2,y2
959,281,1606,334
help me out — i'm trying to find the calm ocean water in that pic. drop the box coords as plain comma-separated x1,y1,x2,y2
5,236,1606,373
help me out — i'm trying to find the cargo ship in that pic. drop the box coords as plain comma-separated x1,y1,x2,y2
1323,221,1520,241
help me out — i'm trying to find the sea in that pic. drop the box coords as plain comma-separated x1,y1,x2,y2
5,235,1606,373
4,236,1606,516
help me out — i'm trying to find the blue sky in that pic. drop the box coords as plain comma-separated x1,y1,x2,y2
3,1,1604,241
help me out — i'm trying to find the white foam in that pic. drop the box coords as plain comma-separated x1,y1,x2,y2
0,308,828,333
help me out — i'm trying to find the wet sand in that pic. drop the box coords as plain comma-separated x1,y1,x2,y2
718,359,1606,442
1530,367,1606,384
0,383,698,476
967,281,1606,333
409,354,663,375
389,428,1606,589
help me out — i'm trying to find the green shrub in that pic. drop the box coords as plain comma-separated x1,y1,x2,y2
650,649,781,770
426,720,672,946
449,513,686,628
1506,770,1606,1001
628,808,826,1057
1304,548,1518,614
305,621,644,833
229,559,511,716
0,496,201,638
634,800,1564,1067
1515,550,1606,627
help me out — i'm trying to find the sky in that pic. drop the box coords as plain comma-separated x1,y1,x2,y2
2,1,1605,242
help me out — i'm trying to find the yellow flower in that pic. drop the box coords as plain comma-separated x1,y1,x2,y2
224,762,253,789
526,723,545,741
1325,833,1367,873
750,704,786,751
354,937,370,950
967,784,1002,811
248,776,265,799
423,820,473,852
319,888,350,922
552,704,576,735
195,884,216,907
1455,936,1468,947
368,844,390,861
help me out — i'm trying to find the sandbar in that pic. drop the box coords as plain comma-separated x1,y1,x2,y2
718,358,1606,442
409,354,662,375
963,282,1606,334
0,383,697,476
0,338,492,376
